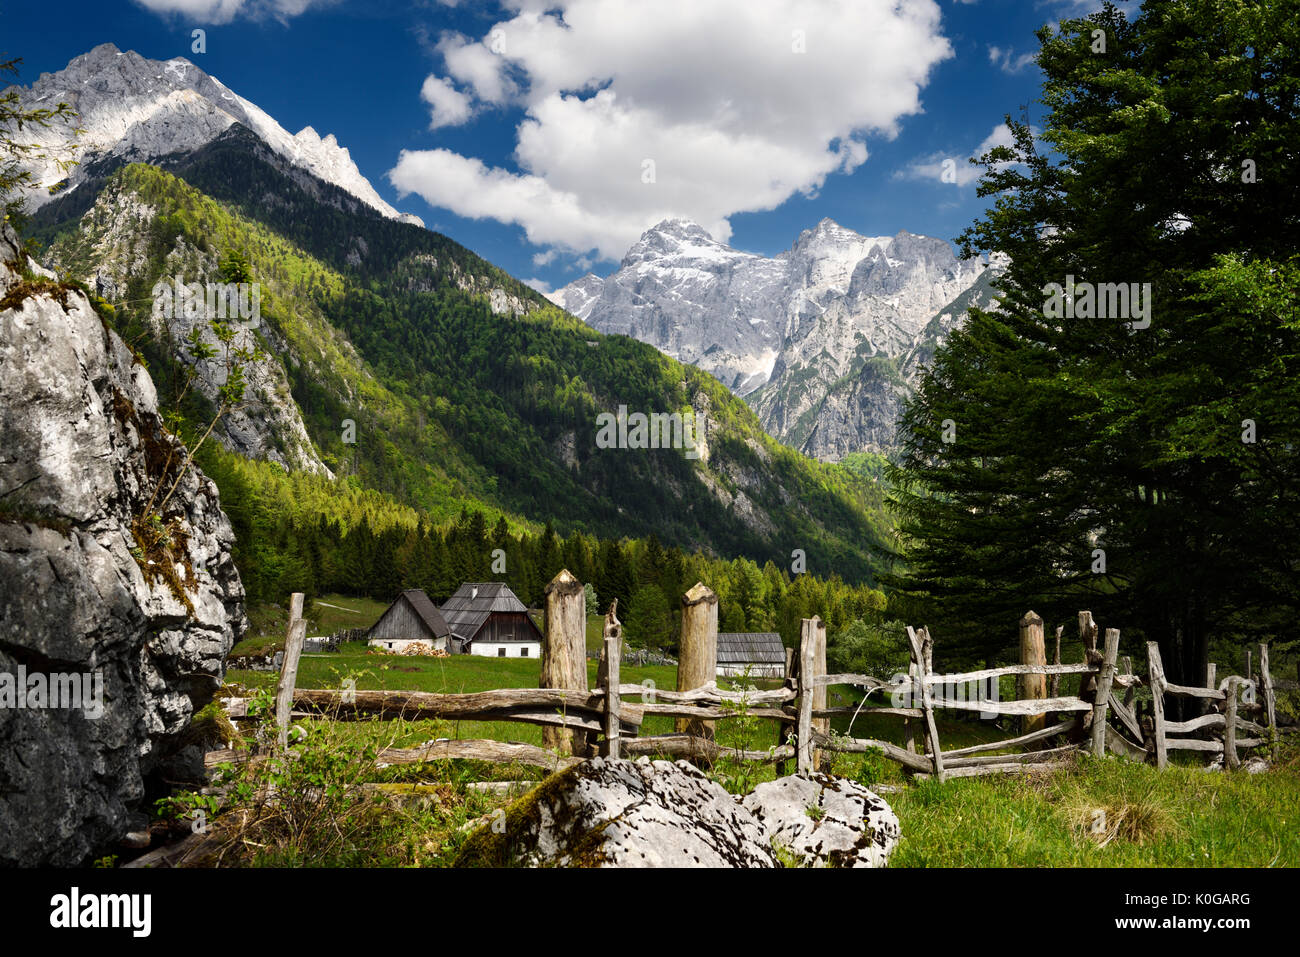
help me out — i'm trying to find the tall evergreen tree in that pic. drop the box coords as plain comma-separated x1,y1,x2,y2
888,0,1300,694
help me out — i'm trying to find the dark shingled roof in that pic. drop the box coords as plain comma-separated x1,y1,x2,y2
716,632,786,665
370,589,451,639
440,582,529,643
403,590,452,637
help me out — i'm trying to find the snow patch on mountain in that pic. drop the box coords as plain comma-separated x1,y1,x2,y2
6,43,423,227
552,217,1001,458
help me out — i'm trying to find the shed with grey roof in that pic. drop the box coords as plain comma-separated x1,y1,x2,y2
367,589,452,653
716,632,787,678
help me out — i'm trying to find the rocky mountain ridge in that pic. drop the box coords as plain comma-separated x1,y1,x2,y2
552,218,1006,459
5,42,423,226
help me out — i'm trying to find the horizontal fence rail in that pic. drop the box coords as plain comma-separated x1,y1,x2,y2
220,589,1283,788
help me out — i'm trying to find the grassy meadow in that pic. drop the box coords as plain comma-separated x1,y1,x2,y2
208,594,1298,868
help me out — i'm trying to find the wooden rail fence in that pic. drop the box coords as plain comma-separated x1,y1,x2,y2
1147,641,1277,769
216,585,1282,783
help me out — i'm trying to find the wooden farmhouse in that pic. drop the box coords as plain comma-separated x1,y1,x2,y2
440,582,543,658
366,589,452,653
716,632,787,679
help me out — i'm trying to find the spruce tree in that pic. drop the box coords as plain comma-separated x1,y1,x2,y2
889,0,1300,695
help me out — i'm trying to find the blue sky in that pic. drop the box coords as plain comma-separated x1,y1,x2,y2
2,0,1110,292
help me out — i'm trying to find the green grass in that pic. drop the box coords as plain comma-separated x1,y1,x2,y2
232,593,389,657
227,647,685,749
877,750,1300,867
221,649,1300,867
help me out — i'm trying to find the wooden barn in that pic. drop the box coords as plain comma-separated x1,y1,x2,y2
716,632,787,679
367,589,452,653
440,582,543,658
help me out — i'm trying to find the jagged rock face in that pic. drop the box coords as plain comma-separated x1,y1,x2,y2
551,219,788,394
548,272,604,321
768,262,1005,459
44,177,332,477
742,773,900,868
456,757,778,867
554,217,1000,459
5,42,422,226
752,231,998,458
0,223,246,866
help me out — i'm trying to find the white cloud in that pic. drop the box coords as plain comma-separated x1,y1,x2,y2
896,122,1019,187
421,75,474,129
133,0,331,24
988,44,1037,74
437,32,516,104
522,277,553,294
389,0,953,261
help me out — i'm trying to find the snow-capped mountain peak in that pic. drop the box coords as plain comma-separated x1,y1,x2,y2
8,43,423,226
620,218,745,269
545,272,605,320
551,216,998,457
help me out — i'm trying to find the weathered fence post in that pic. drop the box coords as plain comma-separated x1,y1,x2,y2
1090,628,1120,758
906,626,944,781
1019,611,1046,736
812,618,829,771
775,645,796,775
1259,643,1277,760
541,569,588,756
275,592,306,750
1049,625,1064,698
1147,642,1168,769
796,617,822,774
1200,662,1218,719
903,651,919,755
1123,655,1136,710
601,600,623,760
1223,676,1240,770
676,582,718,740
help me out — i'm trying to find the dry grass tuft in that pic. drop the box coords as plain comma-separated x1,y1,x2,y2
1062,780,1178,848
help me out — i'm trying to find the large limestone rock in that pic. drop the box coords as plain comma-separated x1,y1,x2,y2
0,223,245,866
456,758,902,868
743,772,900,868
456,757,778,867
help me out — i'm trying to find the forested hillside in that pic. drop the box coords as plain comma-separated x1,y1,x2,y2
29,135,893,644
202,444,884,648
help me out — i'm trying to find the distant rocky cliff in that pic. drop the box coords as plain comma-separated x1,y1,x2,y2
552,218,1006,460
0,222,245,866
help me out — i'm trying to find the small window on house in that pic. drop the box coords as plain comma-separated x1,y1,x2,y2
498,647,506,657
519,647,529,657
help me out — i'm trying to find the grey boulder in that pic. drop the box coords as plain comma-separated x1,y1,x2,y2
742,772,901,868
456,757,777,867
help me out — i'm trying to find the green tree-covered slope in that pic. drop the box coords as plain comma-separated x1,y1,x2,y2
34,133,893,585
